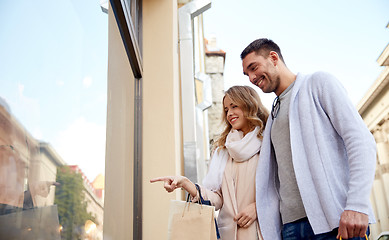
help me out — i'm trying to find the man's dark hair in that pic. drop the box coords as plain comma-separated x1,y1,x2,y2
240,38,285,63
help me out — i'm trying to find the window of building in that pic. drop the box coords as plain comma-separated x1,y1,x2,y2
0,1,108,239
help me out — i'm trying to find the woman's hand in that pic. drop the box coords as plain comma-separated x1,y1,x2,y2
234,202,257,228
150,176,197,197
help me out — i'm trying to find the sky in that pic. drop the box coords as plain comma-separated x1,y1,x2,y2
0,0,388,181
203,0,389,109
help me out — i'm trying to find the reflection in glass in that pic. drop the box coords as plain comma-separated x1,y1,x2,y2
0,0,107,239
0,105,61,239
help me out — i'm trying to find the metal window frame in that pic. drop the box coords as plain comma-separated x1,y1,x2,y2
110,0,143,78
109,0,143,239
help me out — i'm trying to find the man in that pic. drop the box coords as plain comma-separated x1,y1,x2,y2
241,38,376,239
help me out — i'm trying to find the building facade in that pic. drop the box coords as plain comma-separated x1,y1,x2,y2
0,101,60,210
104,0,218,239
0,99,104,239
69,165,104,240
358,23,389,240
205,37,226,143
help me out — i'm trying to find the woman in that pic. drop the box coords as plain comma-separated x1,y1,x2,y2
151,86,269,240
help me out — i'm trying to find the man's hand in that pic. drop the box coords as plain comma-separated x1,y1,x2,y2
234,202,257,228
337,210,368,239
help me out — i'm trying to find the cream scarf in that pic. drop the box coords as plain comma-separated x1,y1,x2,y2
202,127,262,191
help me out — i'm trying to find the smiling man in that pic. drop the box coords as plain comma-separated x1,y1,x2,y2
241,38,376,240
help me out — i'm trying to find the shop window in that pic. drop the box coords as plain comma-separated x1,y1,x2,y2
0,1,108,239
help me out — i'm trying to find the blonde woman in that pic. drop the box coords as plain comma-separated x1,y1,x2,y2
151,86,269,240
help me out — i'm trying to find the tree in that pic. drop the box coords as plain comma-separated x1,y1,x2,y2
55,166,95,240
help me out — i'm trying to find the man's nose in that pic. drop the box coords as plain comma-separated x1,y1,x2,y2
249,73,256,83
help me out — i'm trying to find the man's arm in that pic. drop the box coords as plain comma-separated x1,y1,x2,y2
313,72,376,238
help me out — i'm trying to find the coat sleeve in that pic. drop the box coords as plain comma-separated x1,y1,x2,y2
199,185,223,211
312,72,376,214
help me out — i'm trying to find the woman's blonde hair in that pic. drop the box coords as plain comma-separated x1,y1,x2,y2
213,85,269,151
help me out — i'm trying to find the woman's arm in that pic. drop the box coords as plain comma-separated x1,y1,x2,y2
150,176,197,197
151,176,224,209
200,186,223,210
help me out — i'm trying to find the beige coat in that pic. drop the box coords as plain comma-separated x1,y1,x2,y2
202,154,262,240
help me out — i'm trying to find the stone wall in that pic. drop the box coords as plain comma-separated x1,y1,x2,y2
205,55,225,145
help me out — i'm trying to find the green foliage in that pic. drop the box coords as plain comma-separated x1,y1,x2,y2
54,166,95,240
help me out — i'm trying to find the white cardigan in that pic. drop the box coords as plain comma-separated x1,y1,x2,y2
256,72,376,239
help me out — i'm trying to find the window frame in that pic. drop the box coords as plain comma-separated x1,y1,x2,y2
110,0,143,78
109,0,143,239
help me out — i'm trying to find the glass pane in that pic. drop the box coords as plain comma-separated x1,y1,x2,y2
0,1,108,239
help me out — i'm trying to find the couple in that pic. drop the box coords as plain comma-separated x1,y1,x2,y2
151,38,376,240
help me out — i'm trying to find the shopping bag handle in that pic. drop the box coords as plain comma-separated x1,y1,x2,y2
184,190,203,207
339,234,368,240
195,184,207,205
182,192,202,217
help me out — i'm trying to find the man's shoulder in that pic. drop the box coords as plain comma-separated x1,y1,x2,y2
305,71,335,81
300,71,339,88
295,71,344,100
